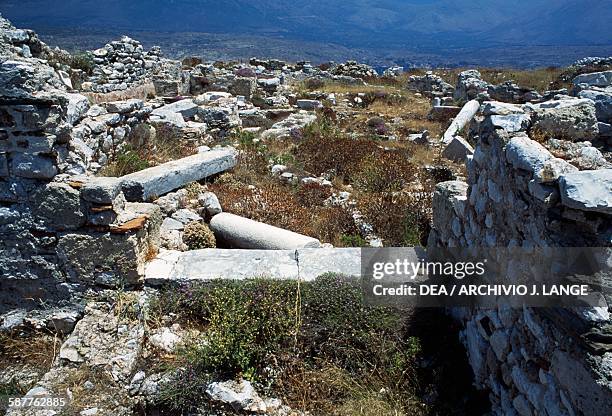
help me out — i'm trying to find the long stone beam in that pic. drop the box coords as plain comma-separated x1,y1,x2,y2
442,99,480,143
120,147,237,201
144,247,364,285
210,212,321,249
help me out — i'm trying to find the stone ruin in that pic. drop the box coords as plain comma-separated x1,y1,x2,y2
1,13,611,415
428,89,612,415
86,37,164,93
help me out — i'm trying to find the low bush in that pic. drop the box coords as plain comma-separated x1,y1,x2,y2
353,151,418,193
182,222,216,250
358,191,432,246
340,233,369,247
296,119,379,181
150,274,423,414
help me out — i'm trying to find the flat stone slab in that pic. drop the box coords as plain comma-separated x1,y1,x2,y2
559,169,612,214
144,248,363,285
120,147,237,201
297,248,362,281
151,99,198,118
153,249,299,283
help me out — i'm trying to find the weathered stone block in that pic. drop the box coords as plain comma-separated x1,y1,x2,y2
559,169,612,214
0,153,7,177
296,99,323,110
229,77,256,100
169,249,299,281
442,136,474,162
151,99,198,118
573,70,612,88
80,177,122,204
105,99,143,114
57,203,161,286
432,181,468,234
505,135,552,173
153,77,181,97
30,182,86,230
531,99,599,140
121,147,236,201
297,248,361,281
12,153,57,179
578,89,612,123
4,134,55,154
535,157,579,184
488,114,531,132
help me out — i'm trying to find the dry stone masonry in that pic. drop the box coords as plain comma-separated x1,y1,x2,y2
429,71,612,415
2,13,612,415
86,37,164,93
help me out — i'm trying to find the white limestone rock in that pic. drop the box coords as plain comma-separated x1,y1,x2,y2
559,169,612,214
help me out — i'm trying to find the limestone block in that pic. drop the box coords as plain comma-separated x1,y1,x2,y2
30,182,86,230
121,147,236,201
559,169,612,214
505,135,552,173
442,136,474,162
12,153,57,179
573,70,612,88
80,177,123,204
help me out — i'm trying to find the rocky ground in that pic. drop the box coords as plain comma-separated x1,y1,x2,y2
1,13,611,416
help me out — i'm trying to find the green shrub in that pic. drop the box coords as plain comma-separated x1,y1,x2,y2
70,52,95,75
152,275,423,413
340,234,369,247
182,222,216,250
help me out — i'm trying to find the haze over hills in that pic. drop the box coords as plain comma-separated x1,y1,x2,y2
2,0,612,67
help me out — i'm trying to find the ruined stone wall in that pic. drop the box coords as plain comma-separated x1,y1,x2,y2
429,101,612,415
86,36,163,93
0,54,161,313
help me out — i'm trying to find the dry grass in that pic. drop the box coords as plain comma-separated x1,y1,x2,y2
0,330,61,370
306,81,401,95
278,364,425,416
479,67,564,92
366,93,430,119
210,178,358,246
84,82,156,104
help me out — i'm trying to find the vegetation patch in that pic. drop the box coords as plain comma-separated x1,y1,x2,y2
183,221,216,249
147,274,425,415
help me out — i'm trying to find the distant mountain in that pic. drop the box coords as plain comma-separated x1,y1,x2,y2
1,0,611,65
